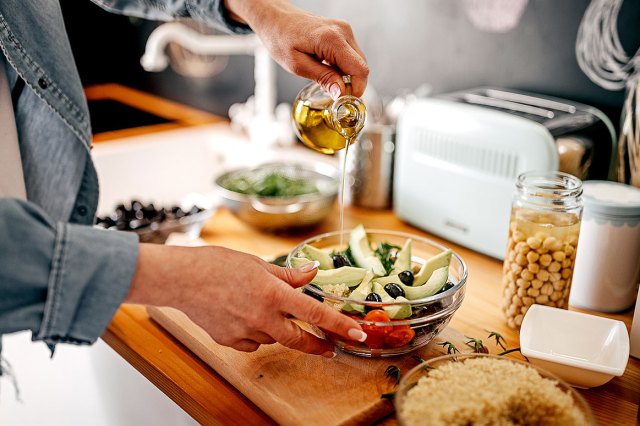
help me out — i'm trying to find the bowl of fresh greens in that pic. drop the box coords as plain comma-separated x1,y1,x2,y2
214,162,339,230
286,226,468,357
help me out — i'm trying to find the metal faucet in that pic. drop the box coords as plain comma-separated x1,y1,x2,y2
141,22,286,146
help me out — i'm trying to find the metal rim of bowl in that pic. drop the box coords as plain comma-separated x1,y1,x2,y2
213,161,339,203
286,228,469,326
394,353,596,425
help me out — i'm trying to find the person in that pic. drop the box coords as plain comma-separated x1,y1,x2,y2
0,0,370,371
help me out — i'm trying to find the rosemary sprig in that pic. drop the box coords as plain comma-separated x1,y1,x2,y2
411,355,426,364
465,336,489,354
384,365,401,385
381,391,396,400
438,341,459,355
498,347,522,356
486,330,507,351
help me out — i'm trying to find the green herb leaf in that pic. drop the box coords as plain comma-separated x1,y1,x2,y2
438,341,459,355
384,365,401,385
374,242,401,275
486,330,507,351
225,172,319,197
465,336,489,354
380,391,396,400
411,355,427,364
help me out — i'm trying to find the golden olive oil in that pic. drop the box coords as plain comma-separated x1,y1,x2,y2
292,99,357,154
291,78,366,248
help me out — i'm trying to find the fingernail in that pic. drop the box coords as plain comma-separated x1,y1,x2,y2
321,351,337,359
348,328,367,342
329,83,341,100
299,260,320,273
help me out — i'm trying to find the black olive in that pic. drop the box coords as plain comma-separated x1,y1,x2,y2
302,284,324,302
131,200,143,212
332,254,352,268
115,221,129,231
142,204,157,219
365,292,383,313
172,206,186,218
437,281,455,294
412,302,443,317
129,218,151,230
399,270,414,286
366,292,383,302
384,283,405,299
188,205,202,216
155,208,167,222
113,204,128,221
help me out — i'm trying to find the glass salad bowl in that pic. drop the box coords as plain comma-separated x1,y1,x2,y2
286,228,468,357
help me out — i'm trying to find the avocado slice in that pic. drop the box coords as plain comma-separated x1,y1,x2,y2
341,271,374,314
372,282,412,319
372,274,403,286
349,225,386,277
290,256,312,268
311,266,368,287
301,244,334,270
413,250,452,286
399,266,450,300
390,239,412,276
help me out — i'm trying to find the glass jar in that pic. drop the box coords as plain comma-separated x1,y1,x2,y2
501,171,583,329
291,75,367,154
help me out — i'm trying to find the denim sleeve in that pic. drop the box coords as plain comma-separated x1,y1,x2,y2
89,0,252,34
0,198,138,352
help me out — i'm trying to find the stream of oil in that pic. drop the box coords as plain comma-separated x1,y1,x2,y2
338,139,352,248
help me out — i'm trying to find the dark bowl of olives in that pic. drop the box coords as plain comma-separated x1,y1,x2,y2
95,198,215,244
286,229,468,357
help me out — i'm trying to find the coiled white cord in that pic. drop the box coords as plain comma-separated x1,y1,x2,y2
576,0,639,91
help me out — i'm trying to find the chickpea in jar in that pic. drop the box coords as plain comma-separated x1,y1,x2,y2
501,209,580,329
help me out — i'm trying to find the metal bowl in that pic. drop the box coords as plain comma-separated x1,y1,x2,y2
214,162,339,230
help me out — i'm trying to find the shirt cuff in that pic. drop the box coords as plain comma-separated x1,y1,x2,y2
185,0,253,34
35,224,139,350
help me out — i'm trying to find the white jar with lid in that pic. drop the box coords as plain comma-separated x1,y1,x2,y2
569,181,640,312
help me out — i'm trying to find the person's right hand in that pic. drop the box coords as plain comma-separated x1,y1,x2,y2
224,0,369,98
126,244,367,357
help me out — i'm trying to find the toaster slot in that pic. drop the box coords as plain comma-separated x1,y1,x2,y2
462,93,555,119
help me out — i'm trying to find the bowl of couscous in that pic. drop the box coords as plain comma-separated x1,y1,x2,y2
394,353,595,426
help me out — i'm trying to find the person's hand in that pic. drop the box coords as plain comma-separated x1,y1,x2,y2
225,0,369,98
126,244,367,357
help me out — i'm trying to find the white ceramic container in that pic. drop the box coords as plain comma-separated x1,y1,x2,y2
569,181,640,312
520,304,629,388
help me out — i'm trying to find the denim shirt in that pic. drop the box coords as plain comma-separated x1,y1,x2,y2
0,0,250,363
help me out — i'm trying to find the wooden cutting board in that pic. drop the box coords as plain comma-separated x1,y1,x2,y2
148,306,473,426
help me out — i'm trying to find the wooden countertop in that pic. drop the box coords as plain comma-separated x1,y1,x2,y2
102,206,640,425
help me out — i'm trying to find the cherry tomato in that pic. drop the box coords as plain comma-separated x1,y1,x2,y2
363,309,391,323
384,326,416,348
362,309,392,338
365,334,386,349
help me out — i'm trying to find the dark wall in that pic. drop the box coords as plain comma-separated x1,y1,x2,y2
61,0,639,124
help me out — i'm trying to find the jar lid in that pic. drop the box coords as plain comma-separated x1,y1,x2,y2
583,181,640,218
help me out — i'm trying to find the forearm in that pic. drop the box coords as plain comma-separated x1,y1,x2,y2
125,243,196,309
0,198,138,350
223,0,297,30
